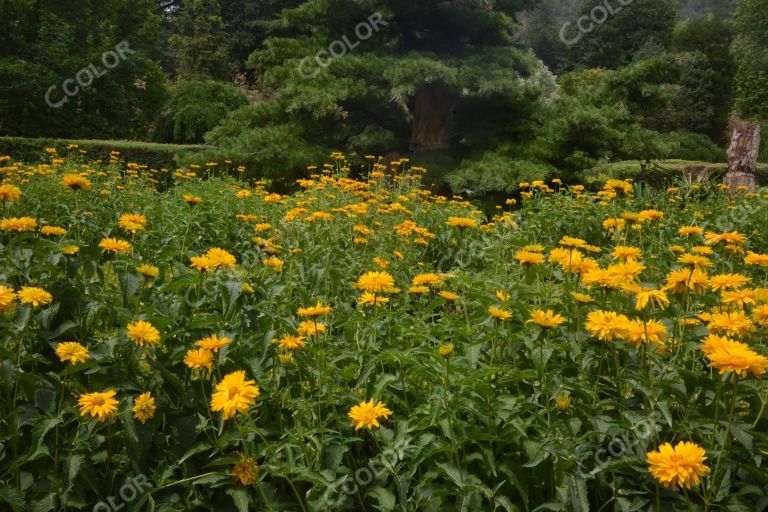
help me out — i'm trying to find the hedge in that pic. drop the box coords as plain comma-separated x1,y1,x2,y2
584,159,768,187
0,136,206,170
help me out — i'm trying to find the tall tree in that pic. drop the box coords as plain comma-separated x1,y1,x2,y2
207,0,542,181
570,0,677,69
0,0,166,138
168,0,230,80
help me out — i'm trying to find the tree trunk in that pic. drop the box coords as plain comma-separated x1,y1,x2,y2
410,84,454,150
724,119,761,191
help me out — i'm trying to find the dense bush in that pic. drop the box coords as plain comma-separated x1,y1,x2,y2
153,81,248,144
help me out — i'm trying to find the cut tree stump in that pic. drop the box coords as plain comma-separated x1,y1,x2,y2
724,120,761,191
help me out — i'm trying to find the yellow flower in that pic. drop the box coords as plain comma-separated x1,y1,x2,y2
706,311,754,337
184,348,214,370
196,333,231,352
632,287,669,311
99,237,132,254
514,250,545,265
753,303,768,327
210,371,260,420
355,271,397,294
446,217,478,229
706,338,768,376
585,310,629,341
61,174,92,190
190,255,214,271
297,320,326,337
559,236,587,248
55,342,89,364
264,257,284,272
204,247,237,269
348,399,392,430
677,253,712,270
126,320,161,347
183,194,203,205
0,285,17,310
555,395,572,411
745,251,768,267
132,392,156,423
0,184,22,203
78,390,118,422
611,246,642,261
624,319,667,348
412,273,444,287
359,292,390,306
0,217,37,232
17,286,52,307
647,441,709,489
439,343,455,357
489,306,512,321
664,268,708,294
137,264,159,278
62,244,80,255
438,290,459,301
231,454,259,485
709,273,750,292
40,226,67,237
276,334,306,350
496,290,510,302
297,301,332,317
118,213,148,233
526,309,566,329
570,292,593,304
678,226,702,236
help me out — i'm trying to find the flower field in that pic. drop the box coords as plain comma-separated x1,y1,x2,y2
1,152,768,512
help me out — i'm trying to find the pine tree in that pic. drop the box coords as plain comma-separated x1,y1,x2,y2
168,0,230,80
207,0,542,180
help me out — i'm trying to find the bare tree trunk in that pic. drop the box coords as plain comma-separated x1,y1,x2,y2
410,84,454,150
724,119,761,191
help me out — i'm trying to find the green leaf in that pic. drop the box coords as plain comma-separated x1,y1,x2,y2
368,486,396,511
0,486,25,512
226,488,251,512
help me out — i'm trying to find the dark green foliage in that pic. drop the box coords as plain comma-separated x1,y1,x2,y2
0,0,167,139
732,0,768,119
153,81,248,144
0,136,203,169
168,0,230,80
571,0,677,69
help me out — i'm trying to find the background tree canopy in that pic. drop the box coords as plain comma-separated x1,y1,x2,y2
0,0,765,191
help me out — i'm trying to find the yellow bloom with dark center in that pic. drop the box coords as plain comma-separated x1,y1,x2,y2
78,390,118,422
514,250,545,265
0,285,16,310
297,301,332,317
126,320,161,347
18,286,52,307
196,333,231,352
489,306,513,321
348,399,392,430
231,454,259,485
355,271,396,294
647,441,709,489
184,348,214,370
99,237,132,254
0,184,22,203
705,338,768,377
275,334,306,350
527,309,565,329
585,310,629,341
359,292,390,306
0,216,37,232
706,311,754,337
132,392,156,423
210,371,260,420
446,216,478,229
297,320,326,337
60,174,92,190
55,342,89,364
183,194,203,205
40,226,66,237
